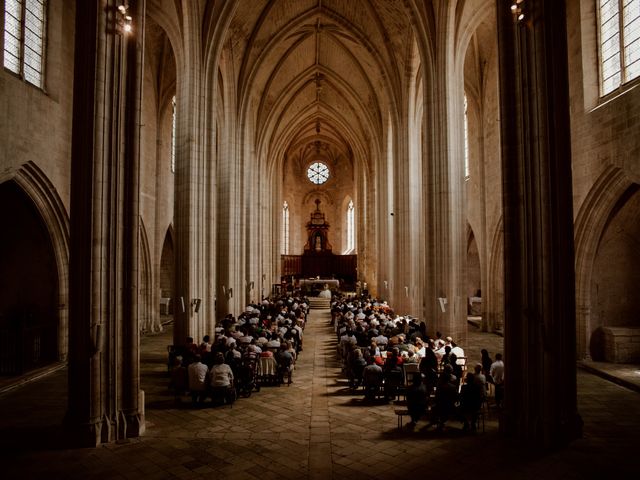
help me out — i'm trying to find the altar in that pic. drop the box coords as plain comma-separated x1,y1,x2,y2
281,199,357,285
299,278,340,290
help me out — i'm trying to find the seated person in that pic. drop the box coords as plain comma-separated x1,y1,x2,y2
459,371,484,431
209,352,235,405
449,353,463,386
169,356,188,402
383,348,404,401
187,354,208,406
419,349,439,393
362,357,383,400
451,341,465,365
349,348,367,389
440,345,453,366
431,364,459,431
275,343,294,385
406,374,428,426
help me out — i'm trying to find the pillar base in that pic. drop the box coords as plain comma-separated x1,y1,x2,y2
63,414,110,448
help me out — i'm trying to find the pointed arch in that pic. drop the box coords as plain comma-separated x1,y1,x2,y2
160,224,175,317
139,219,155,333
466,223,481,309
7,162,70,362
574,166,636,359
341,195,355,254
486,216,504,333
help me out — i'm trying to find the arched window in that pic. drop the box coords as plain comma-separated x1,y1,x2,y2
464,93,470,179
597,0,640,96
171,96,176,173
281,201,289,254
346,200,355,253
4,0,47,88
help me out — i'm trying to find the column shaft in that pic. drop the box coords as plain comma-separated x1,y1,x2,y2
496,0,581,448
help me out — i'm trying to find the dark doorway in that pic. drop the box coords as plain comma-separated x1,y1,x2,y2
0,181,59,375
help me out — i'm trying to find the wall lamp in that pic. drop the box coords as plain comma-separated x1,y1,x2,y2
510,0,525,23
116,2,133,35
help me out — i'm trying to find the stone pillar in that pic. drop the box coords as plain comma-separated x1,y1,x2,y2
173,3,211,344
67,0,145,446
423,0,468,344
496,0,581,448
121,0,146,438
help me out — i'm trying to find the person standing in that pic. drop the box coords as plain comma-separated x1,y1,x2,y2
490,353,504,408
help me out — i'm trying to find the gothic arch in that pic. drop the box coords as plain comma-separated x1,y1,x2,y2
139,219,154,333
159,224,175,317
7,162,70,362
341,195,355,254
466,224,482,302
486,215,504,332
574,166,636,359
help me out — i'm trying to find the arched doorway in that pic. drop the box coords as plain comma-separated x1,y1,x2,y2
0,181,59,374
159,227,175,318
467,228,482,317
589,185,640,361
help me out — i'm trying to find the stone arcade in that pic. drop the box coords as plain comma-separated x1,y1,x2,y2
1,0,639,476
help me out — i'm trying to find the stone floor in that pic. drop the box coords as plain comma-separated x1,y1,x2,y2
0,309,639,479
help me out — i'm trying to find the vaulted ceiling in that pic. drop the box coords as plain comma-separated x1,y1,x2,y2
221,0,417,172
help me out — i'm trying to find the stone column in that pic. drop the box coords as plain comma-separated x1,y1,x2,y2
121,0,146,438
496,0,581,448
173,3,210,344
423,0,468,344
67,0,145,446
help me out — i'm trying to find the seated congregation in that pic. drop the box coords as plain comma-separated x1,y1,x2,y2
168,294,309,406
332,295,505,432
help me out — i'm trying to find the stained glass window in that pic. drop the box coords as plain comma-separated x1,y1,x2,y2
307,162,329,184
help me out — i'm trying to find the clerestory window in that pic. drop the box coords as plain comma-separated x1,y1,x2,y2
597,0,640,96
4,0,47,88
281,201,289,255
464,93,470,180
171,96,176,173
346,200,355,253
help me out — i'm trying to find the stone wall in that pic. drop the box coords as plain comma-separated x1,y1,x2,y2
567,0,640,358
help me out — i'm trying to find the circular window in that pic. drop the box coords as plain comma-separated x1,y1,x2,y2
307,162,330,185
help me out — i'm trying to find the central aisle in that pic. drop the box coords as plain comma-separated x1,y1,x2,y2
3,308,637,479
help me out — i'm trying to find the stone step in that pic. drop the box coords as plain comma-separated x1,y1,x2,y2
308,297,331,309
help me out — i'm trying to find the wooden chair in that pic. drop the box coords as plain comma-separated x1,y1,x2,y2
394,408,411,429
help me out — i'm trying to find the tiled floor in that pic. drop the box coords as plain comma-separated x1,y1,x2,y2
0,309,639,479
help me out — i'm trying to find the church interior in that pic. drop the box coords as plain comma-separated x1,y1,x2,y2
1,0,640,477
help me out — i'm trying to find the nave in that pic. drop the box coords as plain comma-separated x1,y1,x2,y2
1,308,639,479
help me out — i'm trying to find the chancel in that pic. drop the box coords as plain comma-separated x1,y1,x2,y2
305,199,332,254
0,0,639,477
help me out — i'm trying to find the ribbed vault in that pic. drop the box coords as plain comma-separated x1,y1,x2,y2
222,0,416,176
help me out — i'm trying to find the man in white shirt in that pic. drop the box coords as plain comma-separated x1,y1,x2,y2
490,353,505,408
451,342,465,365
188,355,208,405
